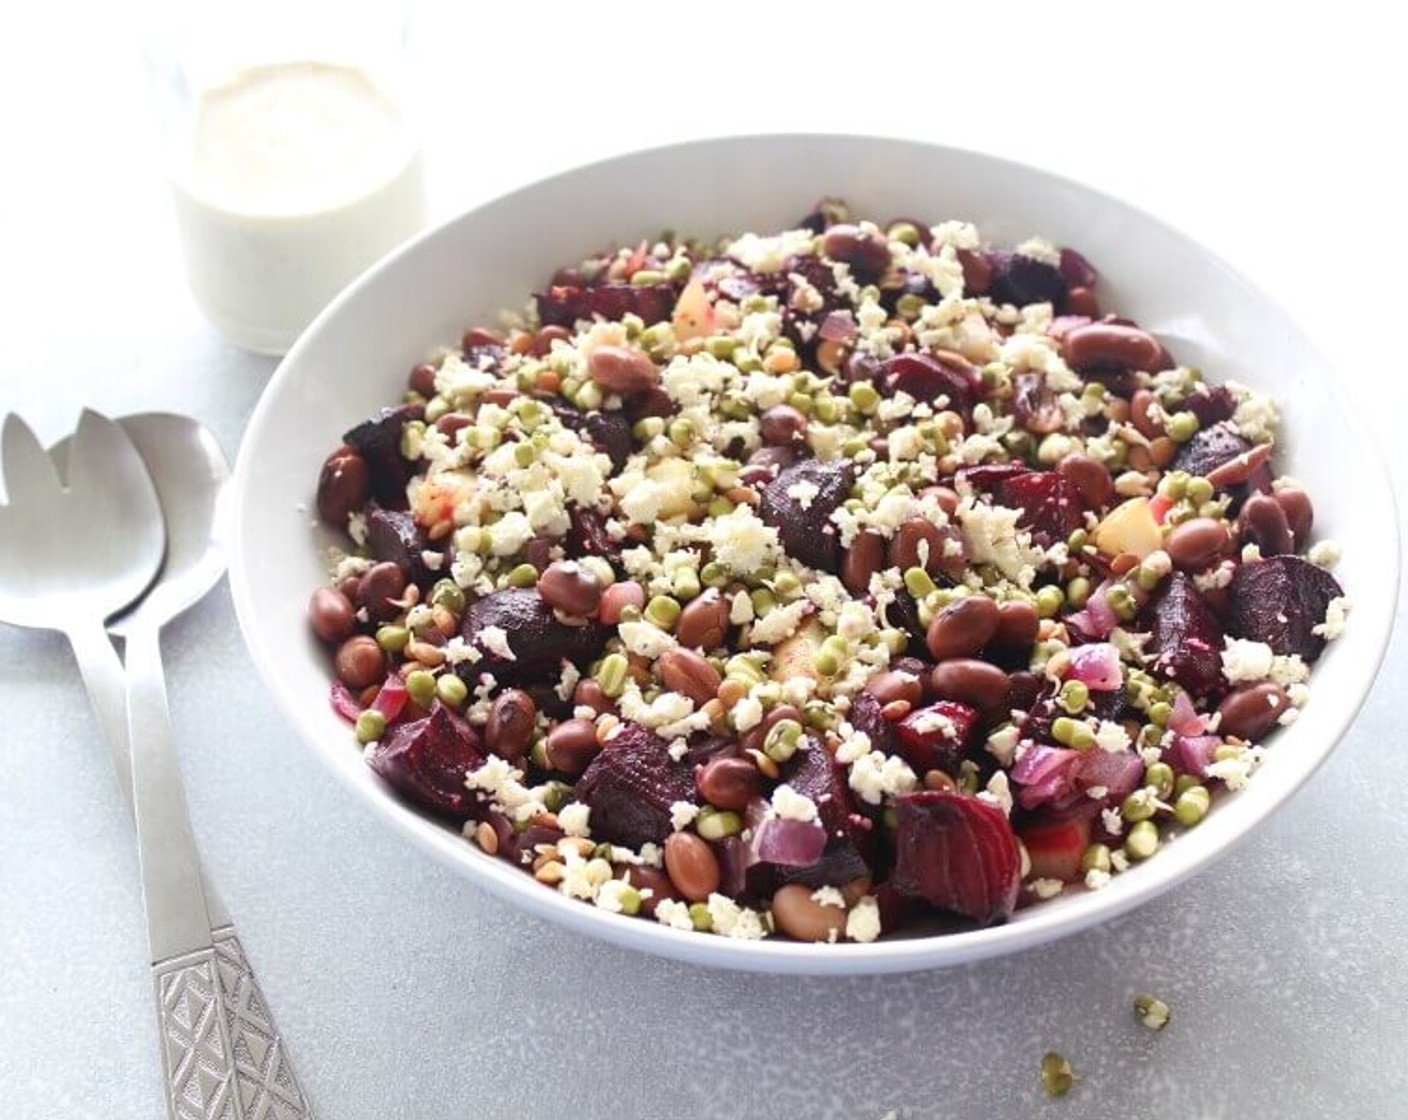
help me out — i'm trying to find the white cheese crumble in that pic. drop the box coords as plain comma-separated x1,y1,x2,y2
706,892,768,940
478,625,516,661
1312,596,1350,641
786,480,820,510
654,898,695,930
1221,638,1275,684
595,879,644,914
558,803,591,838
1028,878,1066,900
1015,236,1062,266
848,750,918,806
1093,720,1132,754
1307,539,1342,569
845,896,883,943
725,228,816,273
747,599,810,646
771,784,820,823
670,801,700,832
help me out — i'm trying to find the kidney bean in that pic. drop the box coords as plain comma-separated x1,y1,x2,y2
544,719,601,775
1063,322,1165,375
956,248,992,294
1204,442,1271,489
598,580,645,625
537,561,604,617
1129,389,1165,440
890,517,945,574
676,589,731,650
587,344,658,393
1238,494,1293,556
1056,452,1114,510
842,531,886,595
695,756,760,812
864,669,924,708
821,224,891,274
486,689,537,763
663,832,721,902
435,412,475,443
926,595,1000,661
308,587,355,643
572,679,615,717
333,635,385,690
531,324,574,357
919,485,960,517
481,386,519,408
1216,682,1291,742
657,648,722,707
408,362,439,397
1273,487,1314,549
930,659,1011,711
616,864,678,917
1165,517,1232,571
760,405,808,446
994,600,1040,651
770,883,848,942
1062,286,1100,317
316,446,370,527
358,561,407,622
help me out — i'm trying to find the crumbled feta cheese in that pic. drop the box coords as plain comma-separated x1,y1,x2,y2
706,892,768,939
848,750,918,805
986,725,1020,766
617,620,678,659
845,896,882,942
771,784,819,823
1312,596,1350,641
733,694,764,733
1084,868,1112,890
1101,807,1124,836
1221,638,1275,683
747,599,810,646
1015,237,1062,267
654,898,695,930
1307,539,1342,569
441,637,482,666
557,802,592,838
478,625,516,661
670,801,700,832
594,879,639,914
787,480,820,510
1094,720,1131,754
707,506,781,575
979,771,1013,816
1028,878,1066,900
726,228,816,274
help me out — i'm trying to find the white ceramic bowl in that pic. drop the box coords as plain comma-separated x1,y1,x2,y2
230,135,1398,974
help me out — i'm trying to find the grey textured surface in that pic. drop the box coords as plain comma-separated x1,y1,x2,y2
2,4,1405,1117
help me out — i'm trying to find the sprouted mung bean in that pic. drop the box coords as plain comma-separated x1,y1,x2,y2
310,200,1348,943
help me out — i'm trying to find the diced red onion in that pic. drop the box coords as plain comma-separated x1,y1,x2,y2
749,817,828,867
329,681,363,723
1072,748,1144,801
1167,690,1208,737
1066,581,1119,640
818,310,857,342
1059,247,1098,288
372,673,409,725
1166,733,1220,778
1012,743,1082,810
1064,642,1123,691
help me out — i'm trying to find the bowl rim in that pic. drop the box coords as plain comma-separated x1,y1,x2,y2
229,132,1400,974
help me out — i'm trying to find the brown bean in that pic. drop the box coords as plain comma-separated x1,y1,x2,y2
1063,322,1165,374
863,668,924,707
486,689,537,763
1204,442,1271,489
695,756,761,812
821,223,891,274
531,324,574,357
408,362,439,397
1216,682,1291,742
930,658,1011,711
1063,286,1100,317
1148,436,1176,468
587,344,658,393
1238,494,1293,556
1273,487,1314,549
308,587,356,643
842,531,886,595
676,589,731,650
616,864,678,917
760,404,808,446
1110,551,1140,576
926,595,1000,661
544,719,601,775
994,600,1040,651
920,485,961,517
770,883,848,942
663,832,720,902
598,580,645,625
358,561,407,622
890,517,944,574
956,248,992,294
1056,452,1114,510
316,446,370,527
1165,517,1232,571
1129,389,1165,440
333,635,385,690
462,327,503,350
537,561,603,617
657,648,722,707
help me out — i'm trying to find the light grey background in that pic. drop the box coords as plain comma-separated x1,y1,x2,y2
2,3,1404,1117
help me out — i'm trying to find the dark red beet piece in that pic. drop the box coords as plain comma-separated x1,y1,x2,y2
551,401,634,472
847,691,903,757
877,352,981,413
565,507,622,569
1139,573,1225,698
987,250,1067,308
367,508,432,587
1172,422,1252,480
1228,556,1343,661
343,403,424,508
1180,384,1237,428
958,464,1081,547
773,743,875,888
570,723,696,847
892,790,1022,925
365,705,483,820
758,458,855,574
536,282,676,328
457,588,606,682
893,702,980,776
1021,682,1128,744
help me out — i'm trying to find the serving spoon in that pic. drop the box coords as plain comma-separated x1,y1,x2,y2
52,413,310,1119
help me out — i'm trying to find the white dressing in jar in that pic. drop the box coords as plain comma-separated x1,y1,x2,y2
171,59,426,355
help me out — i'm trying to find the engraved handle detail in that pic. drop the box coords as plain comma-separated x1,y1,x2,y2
212,929,313,1119
154,951,240,1120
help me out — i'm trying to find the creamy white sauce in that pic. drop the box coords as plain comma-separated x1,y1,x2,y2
172,60,426,354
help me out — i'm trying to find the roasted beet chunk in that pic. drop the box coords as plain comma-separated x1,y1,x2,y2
1180,384,1237,428
571,723,696,847
458,588,605,681
1140,573,1225,698
343,403,423,507
759,458,855,574
891,790,1021,925
772,743,874,887
367,508,432,587
958,464,1081,547
877,352,981,414
893,702,980,776
1172,422,1252,480
565,506,622,569
536,282,675,328
987,250,1067,308
1228,556,1344,661
847,691,902,757
551,401,634,472
365,706,483,820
